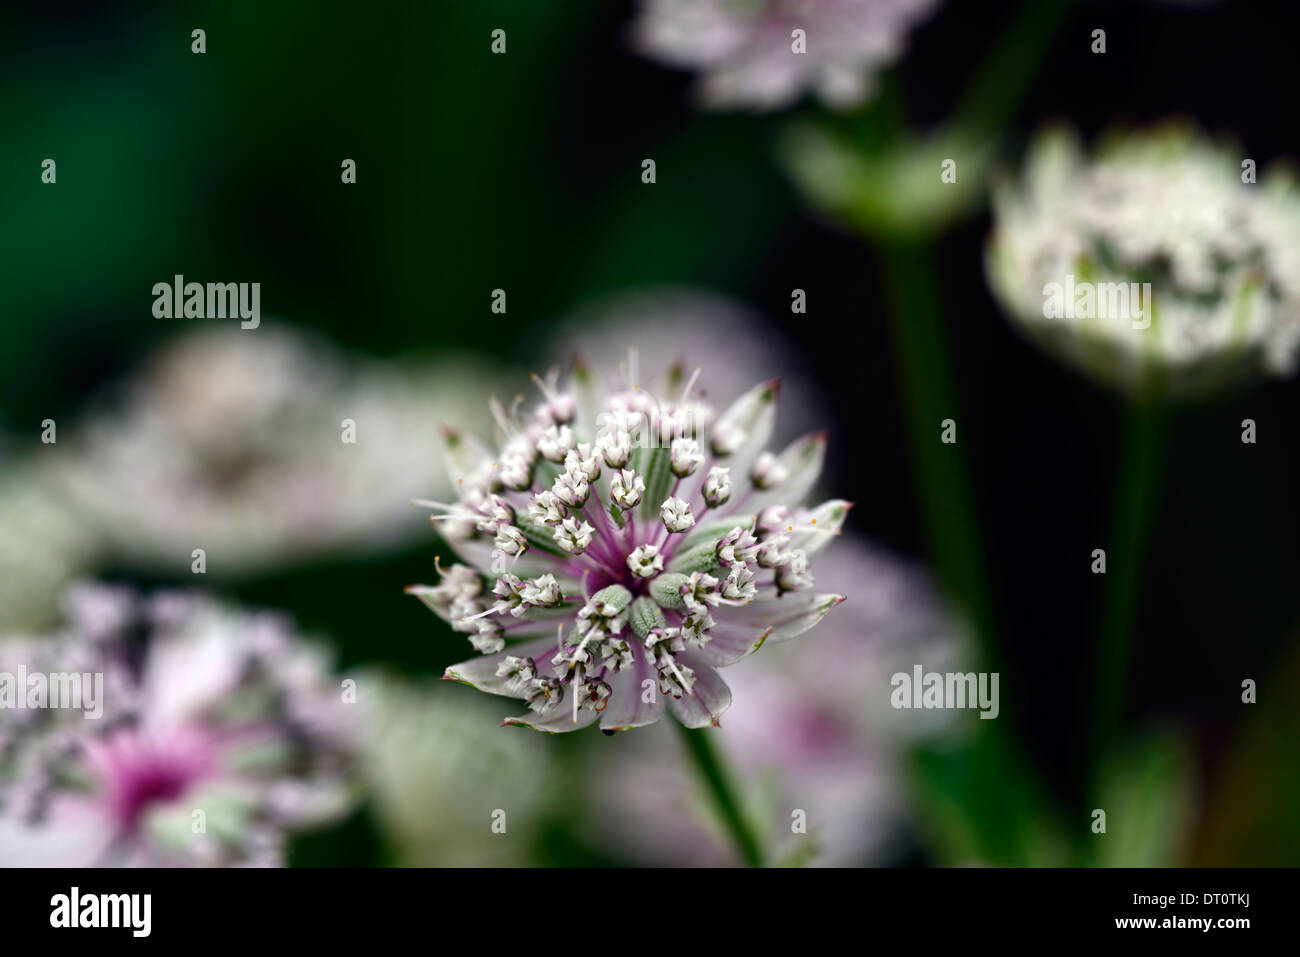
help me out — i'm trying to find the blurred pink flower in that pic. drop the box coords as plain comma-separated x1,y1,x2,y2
0,585,355,866
634,0,939,110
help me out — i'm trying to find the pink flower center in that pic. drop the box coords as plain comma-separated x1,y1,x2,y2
84,726,217,833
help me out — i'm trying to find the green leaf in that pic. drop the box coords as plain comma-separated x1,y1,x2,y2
908,724,1071,867
1089,725,1195,867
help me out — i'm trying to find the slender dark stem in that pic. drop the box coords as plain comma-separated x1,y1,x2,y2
862,0,1076,714
880,238,997,670
674,721,763,867
951,0,1077,138
1091,402,1167,761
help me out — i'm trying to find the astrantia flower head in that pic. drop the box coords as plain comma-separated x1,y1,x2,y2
987,124,1300,398
0,585,355,866
633,0,939,111
411,356,849,733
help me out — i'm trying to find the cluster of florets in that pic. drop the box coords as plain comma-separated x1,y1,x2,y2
410,360,849,733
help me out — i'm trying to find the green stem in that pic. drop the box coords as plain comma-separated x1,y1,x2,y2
880,238,996,669
951,0,1077,138
831,0,1076,868
1091,402,1167,762
674,722,763,867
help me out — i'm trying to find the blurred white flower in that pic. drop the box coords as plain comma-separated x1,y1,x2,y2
59,326,504,573
359,676,554,866
634,0,939,111
0,584,356,867
987,124,1300,398
586,533,963,865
